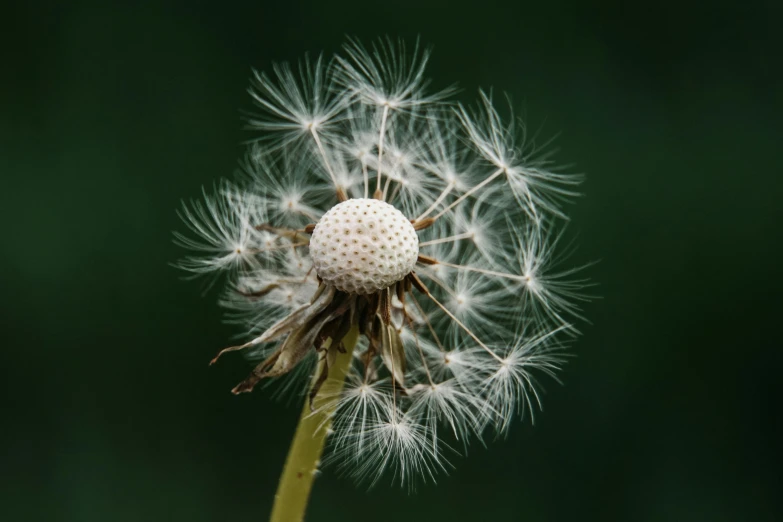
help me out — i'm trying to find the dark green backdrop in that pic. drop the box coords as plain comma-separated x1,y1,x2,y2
2,1,781,521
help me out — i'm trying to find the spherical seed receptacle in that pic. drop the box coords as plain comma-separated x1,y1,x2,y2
309,199,419,294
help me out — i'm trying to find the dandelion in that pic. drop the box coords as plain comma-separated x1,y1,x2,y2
175,37,590,521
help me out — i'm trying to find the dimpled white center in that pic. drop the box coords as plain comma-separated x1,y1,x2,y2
309,198,419,294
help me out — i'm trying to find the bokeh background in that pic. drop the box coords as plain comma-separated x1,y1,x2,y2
2,1,781,520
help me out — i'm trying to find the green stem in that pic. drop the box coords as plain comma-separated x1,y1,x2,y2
269,326,359,522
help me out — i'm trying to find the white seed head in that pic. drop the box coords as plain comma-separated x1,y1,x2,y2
309,199,419,294
176,37,591,487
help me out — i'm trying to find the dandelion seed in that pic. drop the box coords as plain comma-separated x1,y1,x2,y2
247,54,349,150
174,181,264,280
456,90,584,222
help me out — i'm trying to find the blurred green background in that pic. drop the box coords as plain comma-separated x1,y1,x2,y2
2,1,781,520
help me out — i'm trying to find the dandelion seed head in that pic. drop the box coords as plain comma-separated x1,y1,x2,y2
309,198,419,294
175,36,592,486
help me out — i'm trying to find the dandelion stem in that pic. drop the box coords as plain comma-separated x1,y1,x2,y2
269,326,360,522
